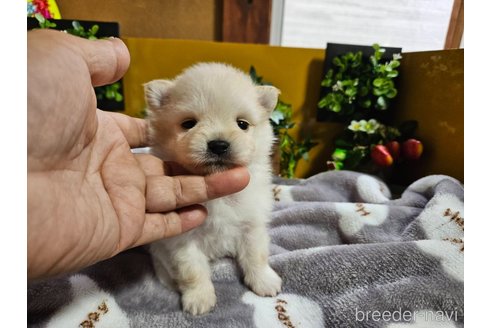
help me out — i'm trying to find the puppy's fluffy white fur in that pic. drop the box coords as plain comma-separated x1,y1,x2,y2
144,62,282,315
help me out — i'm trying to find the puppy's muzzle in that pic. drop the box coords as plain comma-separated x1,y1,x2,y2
207,140,230,156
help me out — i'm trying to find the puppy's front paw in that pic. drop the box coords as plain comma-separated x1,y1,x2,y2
181,283,217,315
245,266,282,297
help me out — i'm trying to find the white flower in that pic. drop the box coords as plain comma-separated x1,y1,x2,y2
332,80,343,92
365,119,380,134
358,120,368,132
393,53,402,60
348,120,368,132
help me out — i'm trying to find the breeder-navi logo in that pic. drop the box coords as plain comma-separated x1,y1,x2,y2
355,308,462,323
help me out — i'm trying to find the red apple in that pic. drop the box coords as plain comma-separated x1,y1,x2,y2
371,145,394,167
385,140,400,161
401,139,423,160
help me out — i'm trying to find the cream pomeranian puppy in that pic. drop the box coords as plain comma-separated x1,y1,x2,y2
144,62,282,315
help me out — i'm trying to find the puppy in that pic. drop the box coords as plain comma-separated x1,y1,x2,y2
144,62,282,315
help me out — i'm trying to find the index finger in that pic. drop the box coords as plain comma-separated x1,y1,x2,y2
145,167,250,213
102,111,148,148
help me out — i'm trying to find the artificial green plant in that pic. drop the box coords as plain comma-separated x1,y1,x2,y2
250,66,317,179
318,44,401,121
318,44,422,172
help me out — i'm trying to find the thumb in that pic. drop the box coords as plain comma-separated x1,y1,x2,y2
28,29,130,87
75,36,130,87
80,38,130,87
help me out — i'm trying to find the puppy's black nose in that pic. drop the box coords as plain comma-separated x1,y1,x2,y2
207,140,230,155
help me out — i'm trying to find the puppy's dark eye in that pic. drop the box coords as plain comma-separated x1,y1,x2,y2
237,120,249,131
181,119,197,130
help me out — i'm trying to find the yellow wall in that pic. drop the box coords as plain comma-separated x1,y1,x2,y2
121,38,463,183
390,49,464,185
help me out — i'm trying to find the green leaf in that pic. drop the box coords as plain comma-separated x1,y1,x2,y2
331,103,342,113
345,87,357,97
370,56,377,67
386,88,397,98
389,60,400,69
387,70,398,78
72,20,82,31
280,136,290,149
249,66,260,84
373,78,384,87
90,25,99,35
373,88,385,96
318,97,328,108
377,96,388,109
34,13,46,24
332,148,347,161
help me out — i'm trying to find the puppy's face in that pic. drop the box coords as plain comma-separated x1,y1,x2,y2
144,63,279,175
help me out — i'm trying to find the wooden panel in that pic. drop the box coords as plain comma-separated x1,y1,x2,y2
445,0,464,49
222,0,272,44
56,0,221,40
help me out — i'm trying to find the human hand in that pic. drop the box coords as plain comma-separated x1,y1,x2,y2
27,30,250,280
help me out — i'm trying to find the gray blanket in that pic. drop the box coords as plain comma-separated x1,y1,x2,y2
28,171,464,327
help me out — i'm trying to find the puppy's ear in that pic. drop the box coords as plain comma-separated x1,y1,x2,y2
256,85,280,113
144,79,174,109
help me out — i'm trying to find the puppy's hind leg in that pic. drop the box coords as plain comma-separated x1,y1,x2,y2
172,243,216,315
237,222,282,297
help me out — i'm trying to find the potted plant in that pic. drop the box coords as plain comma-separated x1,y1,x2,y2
317,43,423,173
250,67,317,178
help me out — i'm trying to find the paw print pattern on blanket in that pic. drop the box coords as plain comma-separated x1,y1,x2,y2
335,202,389,237
355,174,391,203
414,193,464,242
272,185,295,203
242,291,324,328
413,193,464,282
45,275,130,328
